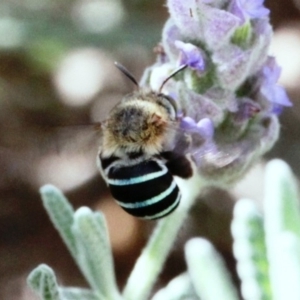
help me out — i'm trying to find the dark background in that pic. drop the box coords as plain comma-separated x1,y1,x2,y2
0,0,299,298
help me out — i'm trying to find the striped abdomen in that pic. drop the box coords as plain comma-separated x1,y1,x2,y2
101,158,181,220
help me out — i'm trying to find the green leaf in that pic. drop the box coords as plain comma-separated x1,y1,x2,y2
59,287,100,300
40,185,77,259
264,159,300,300
72,207,121,300
231,199,272,300
27,264,61,300
268,232,300,300
151,273,196,300
264,159,300,239
184,238,239,300
123,168,203,300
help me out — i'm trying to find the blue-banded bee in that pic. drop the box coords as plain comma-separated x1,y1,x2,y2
97,63,193,220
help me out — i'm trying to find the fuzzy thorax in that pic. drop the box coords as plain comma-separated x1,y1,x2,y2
102,98,175,156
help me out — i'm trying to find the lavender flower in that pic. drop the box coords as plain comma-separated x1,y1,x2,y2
141,0,291,186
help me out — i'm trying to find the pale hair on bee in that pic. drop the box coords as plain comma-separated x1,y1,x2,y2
97,62,193,220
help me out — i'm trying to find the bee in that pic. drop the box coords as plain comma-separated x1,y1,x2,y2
97,62,193,220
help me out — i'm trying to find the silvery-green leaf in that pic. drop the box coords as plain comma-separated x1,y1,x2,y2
268,232,300,300
264,159,300,300
151,273,197,300
59,287,100,300
185,238,239,300
264,159,300,239
40,185,77,259
72,207,121,300
231,199,272,300
123,161,202,300
27,264,61,300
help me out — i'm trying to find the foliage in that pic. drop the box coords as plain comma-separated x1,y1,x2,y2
28,159,300,300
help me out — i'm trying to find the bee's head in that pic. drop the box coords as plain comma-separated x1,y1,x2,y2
103,94,177,155
101,62,186,156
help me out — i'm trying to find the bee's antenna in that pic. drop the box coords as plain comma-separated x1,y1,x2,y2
114,61,139,87
159,64,188,93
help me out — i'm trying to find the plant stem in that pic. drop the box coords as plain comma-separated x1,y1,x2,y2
123,163,204,300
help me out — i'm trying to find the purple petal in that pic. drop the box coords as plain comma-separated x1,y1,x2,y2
243,0,270,19
197,118,214,138
260,57,292,107
272,104,284,115
261,84,292,107
180,116,214,139
174,40,205,72
180,116,197,130
229,0,270,23
262,57,281,83
229,0,246,23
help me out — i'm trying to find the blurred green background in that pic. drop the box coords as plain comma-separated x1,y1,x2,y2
0,0,299,299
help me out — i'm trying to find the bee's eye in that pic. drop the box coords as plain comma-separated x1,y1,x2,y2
157,94,177,120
